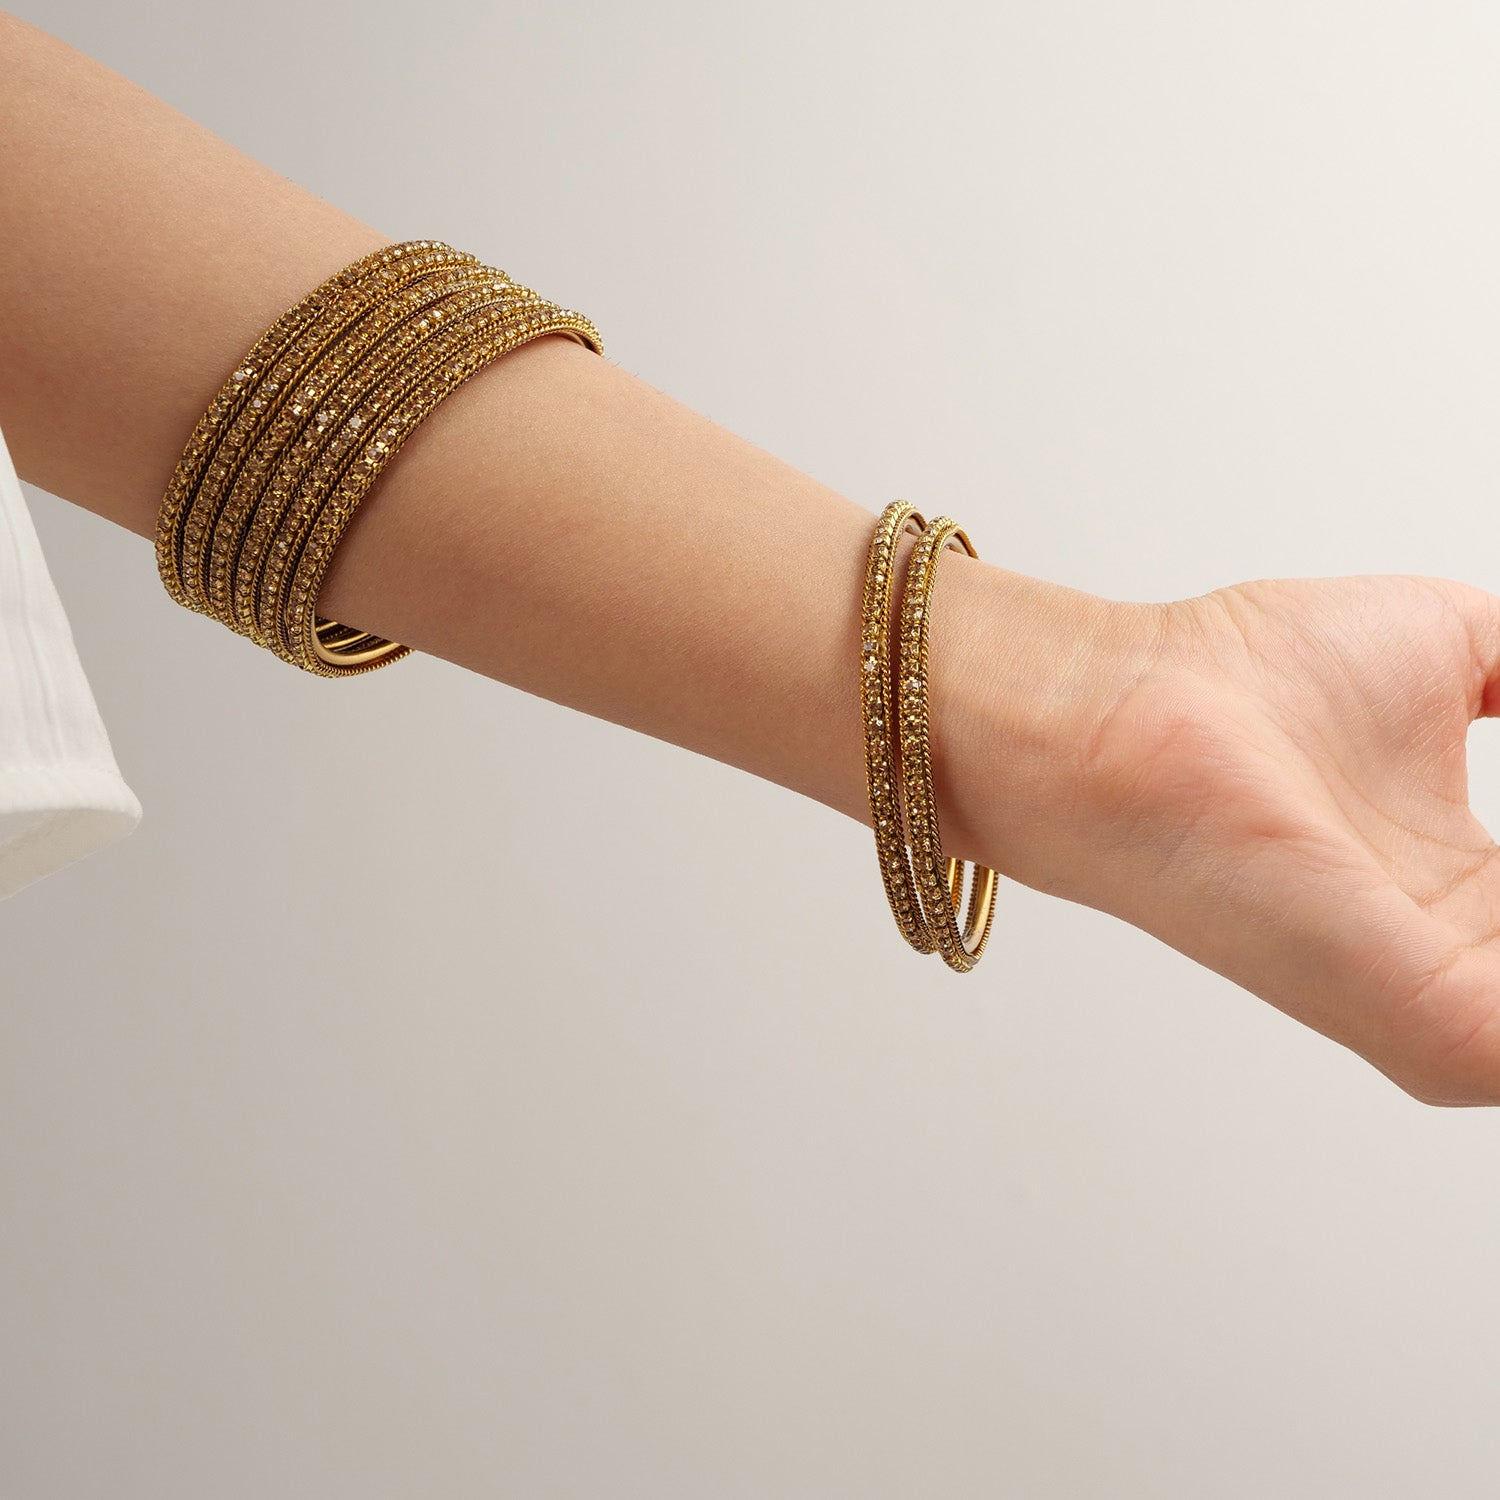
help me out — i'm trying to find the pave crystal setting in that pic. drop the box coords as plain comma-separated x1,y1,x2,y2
859,502,939,955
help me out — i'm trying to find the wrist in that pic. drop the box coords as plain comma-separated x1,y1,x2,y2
928,550,1160,900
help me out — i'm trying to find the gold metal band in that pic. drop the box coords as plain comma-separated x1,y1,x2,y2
154,238,604,677
861,500,952,953
895,514,998,971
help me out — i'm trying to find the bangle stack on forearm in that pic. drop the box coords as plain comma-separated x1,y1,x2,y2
861,501,998,972
154,238,603,677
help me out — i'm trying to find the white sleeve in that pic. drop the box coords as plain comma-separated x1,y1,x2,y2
0,419,142,902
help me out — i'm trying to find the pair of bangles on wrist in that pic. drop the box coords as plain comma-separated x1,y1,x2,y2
153,238,995,969
860,502,998,974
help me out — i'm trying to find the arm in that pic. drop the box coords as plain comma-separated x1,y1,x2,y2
0,9,1123,876
7,11,1500,1107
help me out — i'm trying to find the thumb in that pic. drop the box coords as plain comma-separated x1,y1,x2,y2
1427,577,1500,721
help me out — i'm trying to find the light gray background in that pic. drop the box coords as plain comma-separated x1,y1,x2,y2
6,2,1500,1495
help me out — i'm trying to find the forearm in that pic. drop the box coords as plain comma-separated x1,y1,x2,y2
0,11,1125,884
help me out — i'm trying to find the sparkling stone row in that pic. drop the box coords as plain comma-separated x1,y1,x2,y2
153,238,605,677
862,500,999,973
860,500,938,954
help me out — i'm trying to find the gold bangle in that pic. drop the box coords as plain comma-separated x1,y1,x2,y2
154,238,603,677
861,499,957,953
894,513,998,973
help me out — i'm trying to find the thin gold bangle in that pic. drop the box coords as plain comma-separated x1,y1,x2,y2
861,500,960,954
896,514,998,972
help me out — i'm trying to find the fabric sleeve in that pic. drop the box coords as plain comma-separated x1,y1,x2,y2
0,420,142,902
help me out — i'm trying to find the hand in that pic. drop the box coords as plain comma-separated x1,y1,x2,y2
995,574,1500,1104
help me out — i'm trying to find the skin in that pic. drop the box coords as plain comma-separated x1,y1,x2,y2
4,13,1500,1104
1014,578,1500,1107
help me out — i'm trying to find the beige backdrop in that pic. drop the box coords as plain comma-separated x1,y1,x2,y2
6,1,1500,1495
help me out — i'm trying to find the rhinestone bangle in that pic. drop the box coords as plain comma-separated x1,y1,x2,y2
894,511,998,972
860,500,954,954
154,238,604,677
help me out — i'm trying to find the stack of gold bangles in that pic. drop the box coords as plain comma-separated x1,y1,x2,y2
861,502,998,972
154,238,603,677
